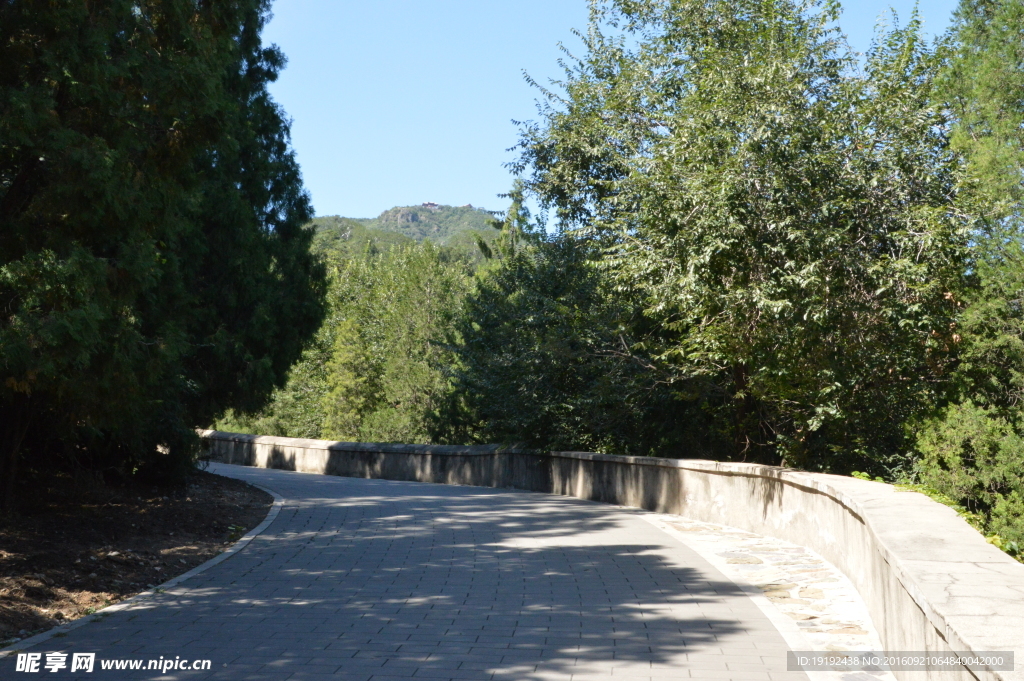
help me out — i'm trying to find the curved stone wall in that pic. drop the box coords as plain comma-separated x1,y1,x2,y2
200,430,1024,681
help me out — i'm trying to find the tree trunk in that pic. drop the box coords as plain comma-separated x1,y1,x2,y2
731,363,776,465
732,362,750,460
1,397,33,515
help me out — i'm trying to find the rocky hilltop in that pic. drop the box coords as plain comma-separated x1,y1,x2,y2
306,203,498,259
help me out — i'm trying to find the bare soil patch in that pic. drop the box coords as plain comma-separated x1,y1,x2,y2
0,468,272,647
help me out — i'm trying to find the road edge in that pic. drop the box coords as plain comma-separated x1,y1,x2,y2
0,473,284,658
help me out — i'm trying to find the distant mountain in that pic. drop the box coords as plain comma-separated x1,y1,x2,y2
307,216,414,258
307,203,499,261
370,203,496,244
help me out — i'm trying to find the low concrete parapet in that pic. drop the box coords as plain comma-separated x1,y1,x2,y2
199,430,1024,681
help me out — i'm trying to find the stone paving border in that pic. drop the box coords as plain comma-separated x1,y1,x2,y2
641,513,897,681
202,430,1024,681
0,481,283,659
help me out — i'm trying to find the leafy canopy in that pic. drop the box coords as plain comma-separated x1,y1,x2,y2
511,0,972,469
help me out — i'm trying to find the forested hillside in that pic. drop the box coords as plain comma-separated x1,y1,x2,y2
216,204,489,442
307,216,414,257
371,203,495,244
307,204,498,259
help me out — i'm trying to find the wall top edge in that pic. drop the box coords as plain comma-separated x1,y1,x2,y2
200,430,804,474
199,431,882,486
199,430,527,455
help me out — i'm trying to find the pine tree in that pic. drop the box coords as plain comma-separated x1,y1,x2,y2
0,0,325,510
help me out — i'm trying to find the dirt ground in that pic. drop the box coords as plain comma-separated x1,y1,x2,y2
0,467,272,647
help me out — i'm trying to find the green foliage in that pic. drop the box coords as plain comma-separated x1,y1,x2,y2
221,241,472,444
905,0,1024,559
0,0,325,504
216,328,332,440
916,402,1021,503
939,0,1024,223
909,234,1024,555
440,227,730,457
308,216,415,258
934,0,1024,421
510,0,970,471
913,402,1024,546
326,244,472,443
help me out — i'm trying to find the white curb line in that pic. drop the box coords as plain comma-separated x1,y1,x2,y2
0,476,284,658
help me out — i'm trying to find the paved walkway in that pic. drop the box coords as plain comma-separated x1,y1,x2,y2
3,463,807,681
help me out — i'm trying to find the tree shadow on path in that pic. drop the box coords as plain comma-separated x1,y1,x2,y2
5,471,799,681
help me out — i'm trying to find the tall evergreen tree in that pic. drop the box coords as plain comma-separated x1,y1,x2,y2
0,0,325,510
219,241,471,445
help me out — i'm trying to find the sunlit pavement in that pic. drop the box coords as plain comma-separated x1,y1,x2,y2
3,462,807,681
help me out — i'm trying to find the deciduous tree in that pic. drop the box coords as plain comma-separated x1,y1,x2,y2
512,0,972,470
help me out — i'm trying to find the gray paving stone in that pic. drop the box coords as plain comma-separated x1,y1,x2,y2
1,463,806,680
287,674,370,681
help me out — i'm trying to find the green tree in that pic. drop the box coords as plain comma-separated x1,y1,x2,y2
442,222,726,457
940,0,1024,221
322,243,473,443
511,0,971,471
912,0,1024,547
0,0,325,510
221,241,472,444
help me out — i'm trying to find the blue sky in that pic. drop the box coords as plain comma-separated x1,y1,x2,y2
262,1,960,219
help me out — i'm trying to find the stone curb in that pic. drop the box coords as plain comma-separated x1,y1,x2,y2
0,476,284,659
